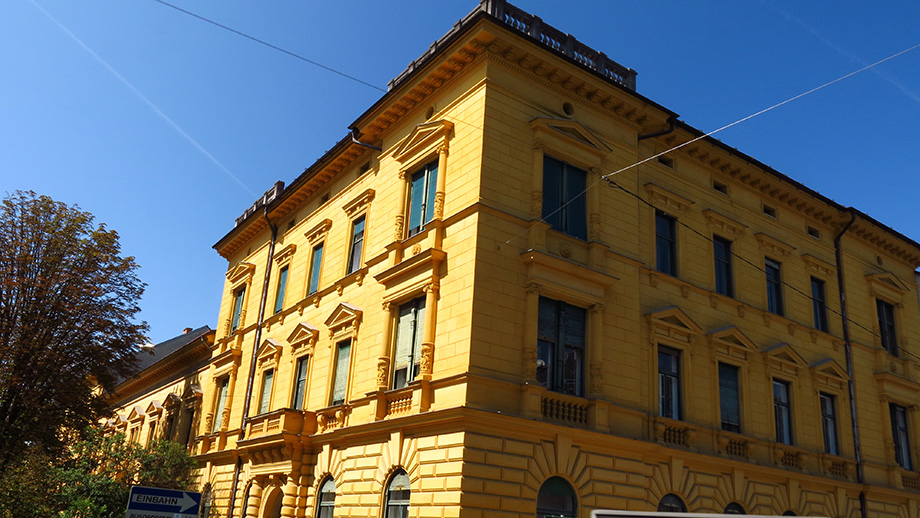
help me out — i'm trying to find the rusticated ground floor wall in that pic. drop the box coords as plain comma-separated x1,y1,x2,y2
194,408,918,518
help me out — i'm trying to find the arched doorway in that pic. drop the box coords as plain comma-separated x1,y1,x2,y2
537,477,577,518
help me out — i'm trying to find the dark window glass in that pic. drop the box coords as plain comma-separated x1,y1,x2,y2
385,470,411,518
213,377,229,432
316,478,336,518
181,407,196,446
820,392,838,455
230,286,246,333
308,243,324,295
393,298,425,389
765,258,783,315
878,299,898,356
719,363,741,433
273,266,288,314
891,403,912,470
331,340,351,405
537,297,586,397
773,379,793,445
347,216,365,274
292,356,309,410
724,503,746,515
536,477,577,518
655,211,677,276
811,278,828,332
713,236,733,297
258,369,274,414
657,494,687,513
658,346,681,419
542,156,587,240
407,160,438,237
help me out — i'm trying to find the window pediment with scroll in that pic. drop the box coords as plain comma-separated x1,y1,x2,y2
762,343,807,376
304,219,332,245
325,303,363,339
704,209,747,238
256,338,283,368
531,118,611,162
273,243,297,267
811,358,849,390
226,262,256,286
645,183,693,216
646,306,702,344
755,233,796,257
867,272,910,302
393,120,454,169
707,326,756,361
288,322,319,353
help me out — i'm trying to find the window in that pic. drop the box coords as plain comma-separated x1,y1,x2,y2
536,477,577,518
393,298,425,389
724,503,746,515
180,407,196,446
213,377,230,432
658,346,681,419
316,478,336,518
230,286,246,333
308,243,324,295
655,211,677,276
820,393,838,455
713,236,733,297
537,297,586,397
891,403,912,470
542,156,587,240
773,379,792,445
719,362,741,433
765,258,783,315
878,299,897,356
385,470,411,518
407,160,438,236
257,369,274,414
291,356,309,410
273,266,289,314
147,421,157,446
657,494,687,513
331,339,351,405
347,216,365,274
164,414,176,442
811,278,828,332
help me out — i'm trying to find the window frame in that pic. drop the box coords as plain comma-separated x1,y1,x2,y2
658,345,682,420
718,362,741,433
773,379,793,445
384,470,411,518
713,235,734,297
257,368,274,415
536,476,578,518
542,155,588,241
877,298,898,356
820,392,839,455
811,277,829,332
316,477,336,518
406,159,439,237
273,265,289,315
291,354,310,411
891,403,913,470
392,297,426,390
330,339,352,406
307,242,324,296
765,257,783,315
655,210,677,276
537,297,587,397
230,285,246,333
347,215,366,275
213,376,230,432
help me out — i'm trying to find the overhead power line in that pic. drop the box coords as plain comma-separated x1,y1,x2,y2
150,0,387,93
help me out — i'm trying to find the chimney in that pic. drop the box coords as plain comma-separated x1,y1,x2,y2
183,327,192,334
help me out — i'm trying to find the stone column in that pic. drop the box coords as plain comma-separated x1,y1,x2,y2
245,478,262,518
588,303,605,398
419,281,439,381
523,283,540,383
434,144,449,220
377,301,394,390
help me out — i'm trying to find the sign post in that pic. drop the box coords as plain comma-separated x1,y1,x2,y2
125,485,201,518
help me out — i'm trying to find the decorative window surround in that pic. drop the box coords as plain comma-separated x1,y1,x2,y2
756,233,796,257
811,358,850,391
704,209,747,237
707,326,757,362
762,343,807,377
802,254,836,277
867,272,910,302
646,306,703,345
287,322,320,354
645,183,694,215
342,189,376,219
304,219,333,245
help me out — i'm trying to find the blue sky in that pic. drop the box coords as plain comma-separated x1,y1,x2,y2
2,1,919,343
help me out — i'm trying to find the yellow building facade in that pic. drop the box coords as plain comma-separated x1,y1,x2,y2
111,2,920,518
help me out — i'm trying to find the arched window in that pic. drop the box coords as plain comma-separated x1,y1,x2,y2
782,512,797,516
316,478,336,518
537,477,577,518
724,503,745,515
657,494,687,513
199,484,211,518
385,470,411,518
264,489,283,518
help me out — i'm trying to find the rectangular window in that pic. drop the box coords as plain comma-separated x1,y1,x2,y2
273,266,289,315
213,377,230,432
307,243,324,296
542,155,587,240
147,421,157,446
891,403,913,470
713,236,733,297
331,339,352,405
820,393,839,455
811,277,828,332
258,369,274,415
291,356,309,410
719,362,741,433
658,346,681,419
655,211,677,276
347,216,365,274
537,297,586,397
407,160,438,237
773,379,793,445
181,407,196,446
878,299,898,356
393,298,425,389
230,286,246,333
765,258,783,315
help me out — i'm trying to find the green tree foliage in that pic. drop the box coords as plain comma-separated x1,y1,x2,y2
0,191,148,464
0,428,199,518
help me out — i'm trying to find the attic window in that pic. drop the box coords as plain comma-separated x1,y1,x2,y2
287,219,296,232
807,226,820,239
320,192,330,204
713,181,728,194
763,205,777,218
359,162,371,175
657,156,673,168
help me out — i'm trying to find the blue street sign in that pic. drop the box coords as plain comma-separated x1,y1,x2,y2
125,485,201,518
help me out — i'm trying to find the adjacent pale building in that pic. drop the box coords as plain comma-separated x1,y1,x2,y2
109,2,920,518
